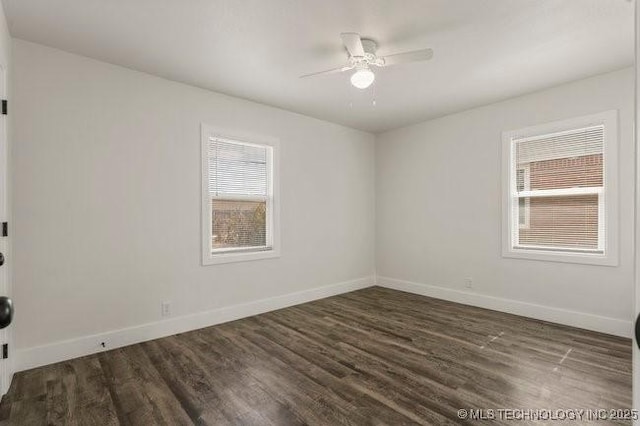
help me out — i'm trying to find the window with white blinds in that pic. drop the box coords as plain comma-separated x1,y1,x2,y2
201,125,279,265
502,111,618,266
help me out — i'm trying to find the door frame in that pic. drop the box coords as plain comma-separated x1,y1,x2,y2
634,0,639,421
0,61,11,396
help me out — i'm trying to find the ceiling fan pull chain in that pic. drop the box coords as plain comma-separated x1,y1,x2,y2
372,80,377,107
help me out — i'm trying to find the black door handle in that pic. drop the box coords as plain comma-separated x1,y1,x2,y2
635,313,640,350
0,297,12,329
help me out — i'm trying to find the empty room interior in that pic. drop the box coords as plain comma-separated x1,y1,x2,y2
0,0,638,424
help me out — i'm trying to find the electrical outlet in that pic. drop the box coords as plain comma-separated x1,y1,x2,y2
161,302,171,317
464,278,473,289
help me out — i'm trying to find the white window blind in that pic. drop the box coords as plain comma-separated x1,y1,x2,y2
207,137,273,254
510,125,604,253
209,138,268,197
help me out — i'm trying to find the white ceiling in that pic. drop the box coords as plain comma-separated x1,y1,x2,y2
2,0,634,133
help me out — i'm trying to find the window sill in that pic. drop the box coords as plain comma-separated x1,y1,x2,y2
202,248,280,265
502,248,618,267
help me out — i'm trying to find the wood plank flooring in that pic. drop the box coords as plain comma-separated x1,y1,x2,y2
0,287,632,425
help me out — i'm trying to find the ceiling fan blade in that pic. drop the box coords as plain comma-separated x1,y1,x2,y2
299,65,353,79
381,48,434,66
340,32,365,57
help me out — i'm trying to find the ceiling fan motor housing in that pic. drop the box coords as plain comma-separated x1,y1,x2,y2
350,39,384,68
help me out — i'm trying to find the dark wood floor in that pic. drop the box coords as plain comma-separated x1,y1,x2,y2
0,287,632,425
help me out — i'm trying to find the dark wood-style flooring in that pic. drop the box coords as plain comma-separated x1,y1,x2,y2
0,287,632,425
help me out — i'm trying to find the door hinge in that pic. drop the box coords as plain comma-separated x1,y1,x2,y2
1,222,6,237
2,100,7,115
2,344,8,359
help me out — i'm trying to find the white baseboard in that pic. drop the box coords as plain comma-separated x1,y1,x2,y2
376,276,632,338
16,276,375,372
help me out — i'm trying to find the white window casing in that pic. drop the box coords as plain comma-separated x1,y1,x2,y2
501,110,618,266
201,124,280,265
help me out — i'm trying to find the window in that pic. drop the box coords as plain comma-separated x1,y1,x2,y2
201,125,279,265
502,111,618,266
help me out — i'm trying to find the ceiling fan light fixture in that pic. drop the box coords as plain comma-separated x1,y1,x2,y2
350,67,375,89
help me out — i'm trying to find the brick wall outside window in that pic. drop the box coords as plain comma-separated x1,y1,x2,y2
519,154,602,249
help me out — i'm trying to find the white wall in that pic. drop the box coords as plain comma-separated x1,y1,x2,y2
376,67,635,336
12,40,375,368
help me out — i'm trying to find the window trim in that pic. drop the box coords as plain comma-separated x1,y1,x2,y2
501,110,618,266
201,124,280,265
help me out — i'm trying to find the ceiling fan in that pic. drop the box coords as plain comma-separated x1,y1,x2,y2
300,33,434,89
